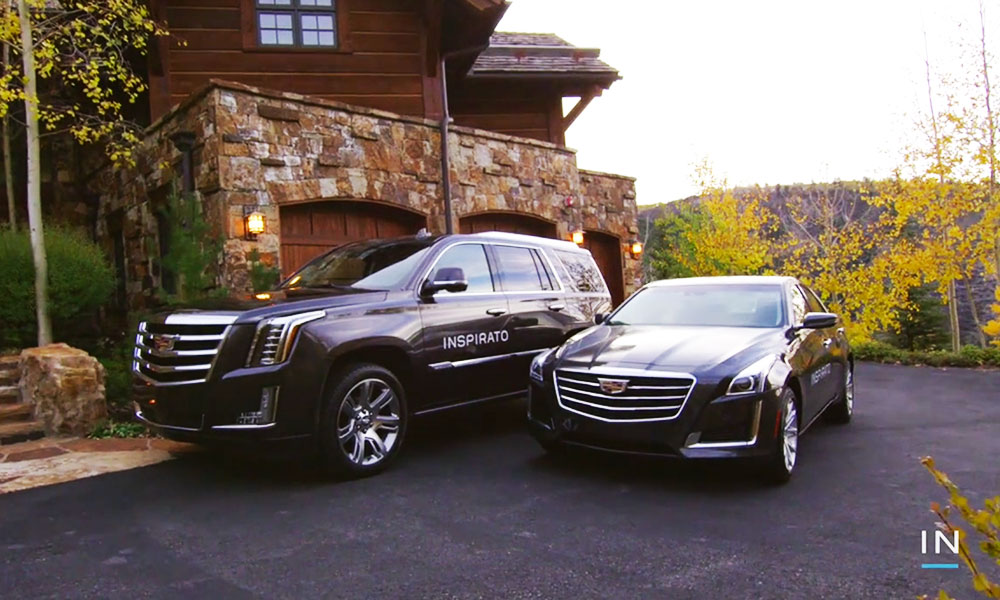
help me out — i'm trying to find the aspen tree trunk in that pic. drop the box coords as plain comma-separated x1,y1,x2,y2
17,0,51,345
948,280,961,352
1,6,14,231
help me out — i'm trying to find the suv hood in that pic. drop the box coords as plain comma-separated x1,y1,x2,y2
559,325,784,374
153,288,389,322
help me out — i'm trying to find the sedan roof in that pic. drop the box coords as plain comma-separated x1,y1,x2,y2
646,276,796,287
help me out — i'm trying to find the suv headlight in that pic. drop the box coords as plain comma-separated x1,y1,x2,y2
530,348,555,382
726,355,778,396
246,311,325,367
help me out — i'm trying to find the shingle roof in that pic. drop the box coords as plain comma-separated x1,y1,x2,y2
469,32,620,79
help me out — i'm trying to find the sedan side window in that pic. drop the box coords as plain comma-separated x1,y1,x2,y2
433,244,495,293
802,285,828,313
789,285,808,324
494,246,548,292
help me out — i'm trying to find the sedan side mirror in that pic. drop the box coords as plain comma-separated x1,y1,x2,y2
594,312,607,325
797,312,838,330
421,267,469,296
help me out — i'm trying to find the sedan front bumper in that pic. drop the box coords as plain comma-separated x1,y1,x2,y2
527,377,785,460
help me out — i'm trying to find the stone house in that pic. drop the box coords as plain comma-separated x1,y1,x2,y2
90,0,641,308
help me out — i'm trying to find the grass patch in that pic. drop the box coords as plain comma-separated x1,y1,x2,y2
854,340,1000,368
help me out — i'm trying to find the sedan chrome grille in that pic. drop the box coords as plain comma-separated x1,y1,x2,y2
133,315,237,385
555,369,696,423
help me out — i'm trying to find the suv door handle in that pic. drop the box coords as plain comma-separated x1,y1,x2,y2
547,303,566,312
486,308,507,317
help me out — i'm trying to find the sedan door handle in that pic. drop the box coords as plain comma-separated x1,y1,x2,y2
486,308,507,317
547,303,566,312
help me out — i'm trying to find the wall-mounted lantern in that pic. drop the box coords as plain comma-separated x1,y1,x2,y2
629,240,644,258
245,208,265,240
571,229,585,245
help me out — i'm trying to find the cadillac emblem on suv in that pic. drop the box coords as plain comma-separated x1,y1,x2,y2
152,335,176,353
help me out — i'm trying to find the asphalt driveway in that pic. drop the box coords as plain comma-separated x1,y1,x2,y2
1,363,998,599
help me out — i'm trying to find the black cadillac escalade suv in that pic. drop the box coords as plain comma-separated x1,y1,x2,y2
133,232,611,476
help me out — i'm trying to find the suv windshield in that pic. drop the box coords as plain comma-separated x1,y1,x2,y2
608,284,786,328
281,239,433,291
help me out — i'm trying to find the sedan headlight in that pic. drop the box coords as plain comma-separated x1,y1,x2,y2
726,355,778,396
530,348,556,382
246,311,325,367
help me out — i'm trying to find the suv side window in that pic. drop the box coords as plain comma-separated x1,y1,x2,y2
494,246,549,292
552,249,607,293
433,244,494,293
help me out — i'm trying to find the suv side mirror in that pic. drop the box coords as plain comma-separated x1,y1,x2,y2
594,312,607,325
421,267,469,296
797,312,837,331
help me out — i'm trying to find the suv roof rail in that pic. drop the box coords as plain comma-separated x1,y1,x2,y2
467,231,583,250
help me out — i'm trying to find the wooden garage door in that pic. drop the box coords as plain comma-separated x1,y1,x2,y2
459,212,558,238
280,201,427,277
583,230,625,306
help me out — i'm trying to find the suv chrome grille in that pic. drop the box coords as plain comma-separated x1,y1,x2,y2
555,369,696,423
133,315,237,385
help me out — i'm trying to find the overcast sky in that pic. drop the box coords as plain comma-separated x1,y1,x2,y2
497,0,995,204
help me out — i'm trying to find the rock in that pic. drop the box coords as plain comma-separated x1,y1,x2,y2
19,344,107,436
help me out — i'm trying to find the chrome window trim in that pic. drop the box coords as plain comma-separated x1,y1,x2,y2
554,368,697,424
685,400,763,449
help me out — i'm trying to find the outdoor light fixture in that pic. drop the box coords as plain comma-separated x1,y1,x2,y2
629,240,644,258
245,209,265,240
571,230,585,245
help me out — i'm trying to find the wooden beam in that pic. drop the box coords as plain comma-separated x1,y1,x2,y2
562,85,601,130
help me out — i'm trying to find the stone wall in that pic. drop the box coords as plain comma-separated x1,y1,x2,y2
93,80,640,304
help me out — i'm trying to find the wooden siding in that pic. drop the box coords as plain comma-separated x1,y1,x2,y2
459,212,557,238
279,200,427,276
583,230,624,306
448,80,565,145
161,0,427,119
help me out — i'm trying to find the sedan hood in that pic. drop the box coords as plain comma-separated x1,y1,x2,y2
559,325,785,373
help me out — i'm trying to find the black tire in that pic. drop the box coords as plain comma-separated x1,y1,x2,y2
761,387,799,485
319,363,408,479
825,363,854,425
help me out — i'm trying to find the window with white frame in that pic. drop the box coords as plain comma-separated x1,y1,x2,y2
256,0,337,48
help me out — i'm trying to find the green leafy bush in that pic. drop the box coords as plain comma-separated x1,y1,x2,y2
157,188,227,304
0,226,114,348
93,339,135,420
89,420,147,439
854,341,1000,368
248,248,280,293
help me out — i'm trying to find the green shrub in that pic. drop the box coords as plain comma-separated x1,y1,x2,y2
248,248,280,293
93,339,135,420
89,420,147,439
854,340,1000,368
0,226,114,348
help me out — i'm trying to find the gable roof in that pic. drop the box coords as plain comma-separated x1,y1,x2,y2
469,32,620,81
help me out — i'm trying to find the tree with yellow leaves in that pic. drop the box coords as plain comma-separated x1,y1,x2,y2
676,164,778,277
1,0,167,345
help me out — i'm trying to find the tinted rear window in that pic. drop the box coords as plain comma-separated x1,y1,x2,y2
552,249,607,293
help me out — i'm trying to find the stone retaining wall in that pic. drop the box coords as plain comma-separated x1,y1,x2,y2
93,80,640,307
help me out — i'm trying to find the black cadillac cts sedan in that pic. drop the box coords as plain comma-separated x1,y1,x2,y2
527,276,854,483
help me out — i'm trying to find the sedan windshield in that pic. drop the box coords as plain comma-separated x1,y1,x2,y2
281,239,433,291
608,284,785,328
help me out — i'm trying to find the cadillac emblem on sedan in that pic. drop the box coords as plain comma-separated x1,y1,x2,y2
528,276,855,485
598,378,629,394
